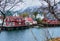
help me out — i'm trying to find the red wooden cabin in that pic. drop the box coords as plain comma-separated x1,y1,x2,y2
5,16,25,27
42,18,60,24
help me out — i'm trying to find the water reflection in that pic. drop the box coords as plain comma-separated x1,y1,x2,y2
0,27,60,41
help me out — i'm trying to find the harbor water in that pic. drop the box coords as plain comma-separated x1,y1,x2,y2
0,27,60,41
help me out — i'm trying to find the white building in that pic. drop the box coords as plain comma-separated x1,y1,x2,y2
36,14,44,20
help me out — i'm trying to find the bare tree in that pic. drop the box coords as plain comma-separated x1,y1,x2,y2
0,0,23,27
44,0,60,21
